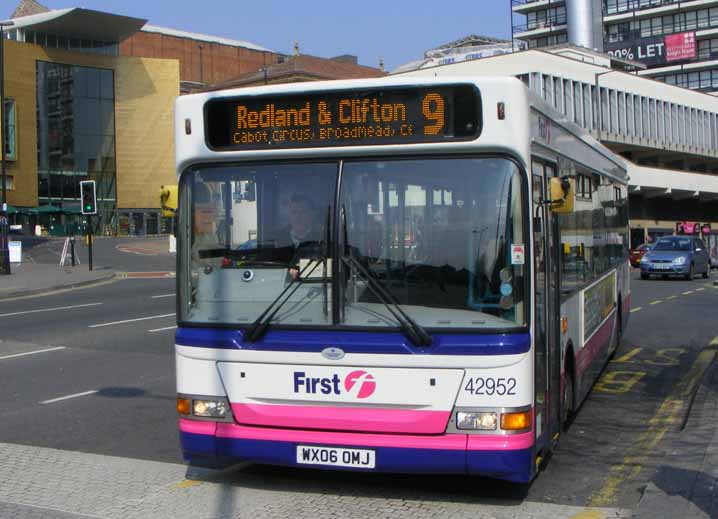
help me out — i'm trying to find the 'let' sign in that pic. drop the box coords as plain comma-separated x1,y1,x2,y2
205,85,481,150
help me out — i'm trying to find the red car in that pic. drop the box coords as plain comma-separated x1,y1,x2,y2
630,243,652,267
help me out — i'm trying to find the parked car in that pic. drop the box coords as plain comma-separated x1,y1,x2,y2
629,243,652,267
640,236,711,280
710,247,718,270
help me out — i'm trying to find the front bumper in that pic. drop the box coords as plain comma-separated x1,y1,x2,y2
641,263,690,276
179,419,534,483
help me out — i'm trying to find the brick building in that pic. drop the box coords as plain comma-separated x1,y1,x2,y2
1,0,281,234
207,52,386,90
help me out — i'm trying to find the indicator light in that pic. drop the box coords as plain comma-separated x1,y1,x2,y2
501,411,531,431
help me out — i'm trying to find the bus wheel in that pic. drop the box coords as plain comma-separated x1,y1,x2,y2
561,371,574,432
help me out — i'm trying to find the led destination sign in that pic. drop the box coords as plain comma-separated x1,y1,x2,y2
205,85,481,150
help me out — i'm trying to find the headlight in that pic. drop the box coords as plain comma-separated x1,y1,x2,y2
672,256,687,265
192,399,229,418
640,255,649,263
456,411,497,431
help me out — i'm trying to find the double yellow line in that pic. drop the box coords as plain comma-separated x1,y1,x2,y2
589,341,718,507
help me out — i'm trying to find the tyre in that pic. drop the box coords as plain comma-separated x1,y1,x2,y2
561,371,574,432
703,265,710,279
685,264,694,281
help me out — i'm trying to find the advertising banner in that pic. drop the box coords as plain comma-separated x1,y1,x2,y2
584,271,616,343
606,35,665,66
606,32,696,66
666,32,696,62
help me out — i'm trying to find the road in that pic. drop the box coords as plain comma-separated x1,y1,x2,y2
0,261,716,517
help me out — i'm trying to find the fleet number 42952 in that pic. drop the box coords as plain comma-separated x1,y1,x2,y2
464,377,517,396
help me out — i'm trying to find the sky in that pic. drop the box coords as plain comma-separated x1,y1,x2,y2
27,0,513,71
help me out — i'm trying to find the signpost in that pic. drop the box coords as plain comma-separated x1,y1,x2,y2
80,180,97,271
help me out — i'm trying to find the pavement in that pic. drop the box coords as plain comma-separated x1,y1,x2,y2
636,352,718,519
0,262,115,300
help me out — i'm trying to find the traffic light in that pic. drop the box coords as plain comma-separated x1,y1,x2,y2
80,180,97,215
160,185,178,218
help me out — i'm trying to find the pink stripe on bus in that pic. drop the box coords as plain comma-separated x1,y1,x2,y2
179,418,216,435
180,418,535,452
212,421,534,451
230,403,450,434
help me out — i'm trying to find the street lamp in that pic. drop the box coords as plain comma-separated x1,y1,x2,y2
0,20,15,276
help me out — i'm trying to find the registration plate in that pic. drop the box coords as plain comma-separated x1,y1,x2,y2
653,263,671,270
296,445,376,469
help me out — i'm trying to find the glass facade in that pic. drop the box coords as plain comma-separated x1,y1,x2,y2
36,61,116,231
4,29,119,56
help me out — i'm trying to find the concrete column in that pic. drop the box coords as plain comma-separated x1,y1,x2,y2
567,0,602,51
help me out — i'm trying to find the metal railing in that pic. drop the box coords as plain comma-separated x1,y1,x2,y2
604,0,681,16
512,0,565,5
607,12,718,43
513,16,568,33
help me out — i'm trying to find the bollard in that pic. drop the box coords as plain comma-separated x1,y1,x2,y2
70,236,76,266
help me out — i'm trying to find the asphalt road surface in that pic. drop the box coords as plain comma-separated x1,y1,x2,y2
0,263,716,513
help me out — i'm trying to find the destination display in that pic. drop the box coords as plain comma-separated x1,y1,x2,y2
205,85,481,150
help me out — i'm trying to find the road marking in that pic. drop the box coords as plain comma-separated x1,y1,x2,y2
667,295,677,300
89,313,175,328
0,302,102,318
683,290,694,295
40,390,98,405
125,272,175,279
630,307,642,313
0,346,66,361
590,347,717,507
151,293,175,299
649,300,662,305
710,336,718,346
613,347,642,363
149,325,177,333
696,287,705,292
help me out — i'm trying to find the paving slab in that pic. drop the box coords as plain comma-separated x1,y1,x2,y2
0,441,629,519
636,358,718,519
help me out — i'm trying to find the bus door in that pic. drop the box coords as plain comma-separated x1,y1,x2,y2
531,160,562,455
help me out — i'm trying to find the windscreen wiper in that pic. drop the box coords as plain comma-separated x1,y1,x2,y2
243,257,326,343
342,255,432,348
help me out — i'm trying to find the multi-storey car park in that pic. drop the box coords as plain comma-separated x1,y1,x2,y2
395,32,718,263
512,0,718,94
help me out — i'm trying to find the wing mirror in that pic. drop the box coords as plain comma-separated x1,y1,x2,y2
548,176,575,214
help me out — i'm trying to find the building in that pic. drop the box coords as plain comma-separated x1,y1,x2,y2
511,0,718,94
393,35,520,74
205,51,385,90
1,1,280,235
393,43,718,255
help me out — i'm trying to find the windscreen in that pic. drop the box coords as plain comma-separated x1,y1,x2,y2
339,158,526,329
653,237,692,251
178,157,526,330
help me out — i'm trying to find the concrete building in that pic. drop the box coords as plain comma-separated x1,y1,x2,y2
512,0,718,94
1,1,279,235
393,43,718,255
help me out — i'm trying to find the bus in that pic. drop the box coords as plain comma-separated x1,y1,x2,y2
174,76,630,483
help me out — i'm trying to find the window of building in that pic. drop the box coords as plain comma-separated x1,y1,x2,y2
583,84,592,131
564,79,572,120
574,82,582,126
610,90,619,134
554,76,562,112
626,94,635,136
36,62,116,220
3,99,16,161
601,87,609,133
